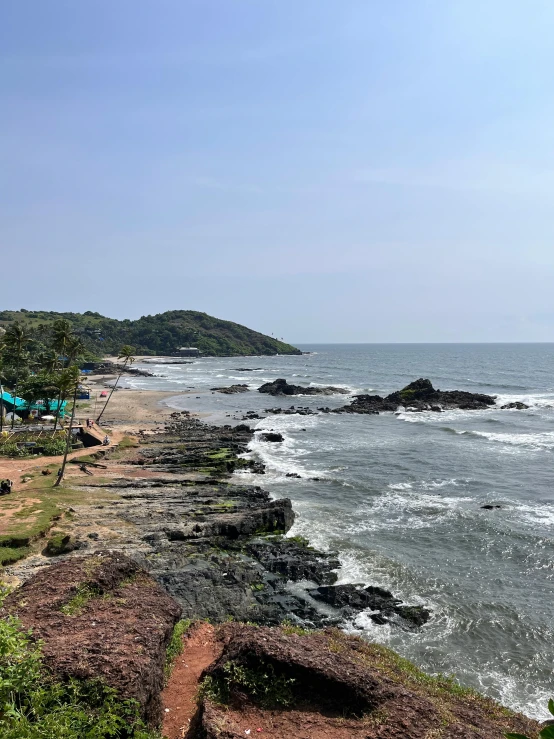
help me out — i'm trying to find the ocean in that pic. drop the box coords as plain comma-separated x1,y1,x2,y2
120,343,554,720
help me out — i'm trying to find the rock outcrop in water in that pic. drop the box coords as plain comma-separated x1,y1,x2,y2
334,378,497,414
259,378,348,396
211,384,249,394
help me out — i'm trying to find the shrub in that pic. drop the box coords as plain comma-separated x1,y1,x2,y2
41,438,67,456
0,613,157,738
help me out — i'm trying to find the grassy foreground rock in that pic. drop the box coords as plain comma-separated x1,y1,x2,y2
1,552,181,728
193,623,541,739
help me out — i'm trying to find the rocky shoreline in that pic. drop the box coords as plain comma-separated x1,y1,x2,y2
7,414,428,631
1,388,545,738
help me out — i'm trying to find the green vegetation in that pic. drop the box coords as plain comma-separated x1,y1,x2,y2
60,584,101,616
505,700,554,738
164,619,192,680
0,546,31,566
0,309,301,357
0,607,157,738
0,319,86,462
0,474,118,568
280,621,313,636
200,659,296,708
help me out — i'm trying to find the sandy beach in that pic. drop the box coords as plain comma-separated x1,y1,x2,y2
78,372,184,432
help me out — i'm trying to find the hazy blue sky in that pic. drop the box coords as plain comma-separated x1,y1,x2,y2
2,1,553,342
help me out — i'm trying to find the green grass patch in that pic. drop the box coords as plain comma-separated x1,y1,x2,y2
0,546,31,565
200,659,296,708
0,475,119,567
0,612,157,738
60,584,101,616
205,448,231,460
118,435,139,450
164,619,192,680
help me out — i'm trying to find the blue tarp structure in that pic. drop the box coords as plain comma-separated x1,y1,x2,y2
0,391,67,416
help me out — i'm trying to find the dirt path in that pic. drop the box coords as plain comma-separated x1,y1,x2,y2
0,434,124,491
162,623,222,739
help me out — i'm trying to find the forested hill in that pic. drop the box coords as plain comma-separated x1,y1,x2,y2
0,309,302,357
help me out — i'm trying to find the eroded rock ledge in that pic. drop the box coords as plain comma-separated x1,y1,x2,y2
192,623,540,739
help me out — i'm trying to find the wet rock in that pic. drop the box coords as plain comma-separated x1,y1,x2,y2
308,584,430,628
211,384,249,394
501,401,530,410
481,504,502,510
245,537,340,586
334,378,496,414
259,379,348,396
260,432,284,442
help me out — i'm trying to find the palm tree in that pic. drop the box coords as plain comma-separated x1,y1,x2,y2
53,367,81,432
51,320,74,368
2,323,32,429
53,366,80,487
96,345,135,423
50,326,84,432
34,349,59,374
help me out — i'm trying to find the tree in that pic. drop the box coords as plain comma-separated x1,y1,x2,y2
53,366,80,487
51,320,74,368
96,345,135,423
50,327,84,432
52,367,81,432
1,323,33,429
18,373,59,420
33,349,58,374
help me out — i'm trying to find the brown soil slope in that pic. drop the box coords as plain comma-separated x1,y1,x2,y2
1,551,181,726
190,624,540,739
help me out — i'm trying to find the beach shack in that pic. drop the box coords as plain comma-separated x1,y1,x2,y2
0,391,67,420
176,347,200,357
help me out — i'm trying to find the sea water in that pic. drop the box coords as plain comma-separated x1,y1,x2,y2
121,344,554,720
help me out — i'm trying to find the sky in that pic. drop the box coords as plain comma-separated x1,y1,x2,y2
1,1,554,343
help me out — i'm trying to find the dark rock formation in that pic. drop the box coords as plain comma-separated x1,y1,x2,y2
335,378,497,414
194,624,540,739
501,401,530,410
308,584,430,628
1,552,181,726
265,405,317,415
244,537,339,585
259,378,348,396
211,384,249,394
481,504,502,510
259,432,284,442
5,415,429,634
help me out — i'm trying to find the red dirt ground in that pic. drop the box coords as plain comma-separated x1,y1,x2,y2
162,623,223,739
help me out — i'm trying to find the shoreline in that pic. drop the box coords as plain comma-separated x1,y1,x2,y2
0,379,548,735
0,375,549,727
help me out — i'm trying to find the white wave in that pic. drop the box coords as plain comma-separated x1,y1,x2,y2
472,430,554,452
510,502,554,527
495,392,554,410
420,478,460,490
475,669,552,721
345,490,473,534
388,482,413,491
